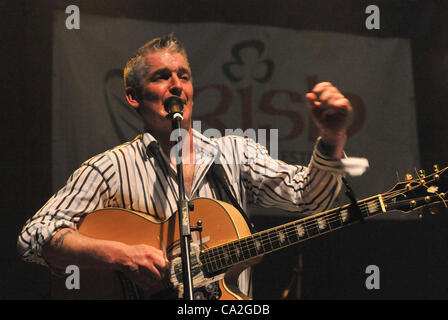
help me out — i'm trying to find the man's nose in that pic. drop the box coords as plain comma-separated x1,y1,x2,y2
169,75,182,96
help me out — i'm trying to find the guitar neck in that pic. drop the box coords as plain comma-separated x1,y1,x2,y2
201,194,386,275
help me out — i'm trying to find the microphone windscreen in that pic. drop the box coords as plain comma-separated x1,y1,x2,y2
163,96,184,115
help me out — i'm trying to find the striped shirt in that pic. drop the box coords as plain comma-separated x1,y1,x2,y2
17,129,345,295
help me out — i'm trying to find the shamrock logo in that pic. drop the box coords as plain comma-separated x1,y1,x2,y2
222,40,274,83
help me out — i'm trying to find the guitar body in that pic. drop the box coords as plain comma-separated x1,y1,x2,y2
51,198,257,300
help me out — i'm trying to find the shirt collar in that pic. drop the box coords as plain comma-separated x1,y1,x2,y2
140,128,220,163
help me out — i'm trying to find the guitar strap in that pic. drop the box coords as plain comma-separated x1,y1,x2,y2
208,163,256,233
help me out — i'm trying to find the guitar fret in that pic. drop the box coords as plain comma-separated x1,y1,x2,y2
322,215,330,230
317,216,326,231
219,246,227,268
340,208,349,223
237,243,244,260
259,234,267,254
227,243,238,264
214,247,222,271
246,237,256,257
273,228,286,248
291,225,298,241
201,195,389,275
222,243,231,265
206,253,214,273
218,246,225,269
365,198,380,216
327,210,342,229
305,219,319,237
241,237,251,260
296,223,306,239
279,227,288,245
278,226,289,245
267,231,278,251
337,209,344,225
209,249,219,272
287,224,299,243
263,234,270,253
256,235,263,254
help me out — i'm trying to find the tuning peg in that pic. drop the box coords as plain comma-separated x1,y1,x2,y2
433,164,439,173
405,173,413,181
418,169,426,178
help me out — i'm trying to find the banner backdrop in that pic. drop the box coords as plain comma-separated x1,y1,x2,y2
52,11,420,218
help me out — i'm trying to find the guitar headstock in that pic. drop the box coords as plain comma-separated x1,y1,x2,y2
382,165,447,218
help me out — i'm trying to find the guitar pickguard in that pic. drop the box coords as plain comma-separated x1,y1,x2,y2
168,243,225,299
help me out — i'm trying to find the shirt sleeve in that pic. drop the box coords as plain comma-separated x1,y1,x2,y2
17,155,116,266
239,136,345,214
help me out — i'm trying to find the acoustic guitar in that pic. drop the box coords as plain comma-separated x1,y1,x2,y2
52,165,447,300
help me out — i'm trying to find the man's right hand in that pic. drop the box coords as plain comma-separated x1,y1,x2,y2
43,228,170,291
119,244,170,290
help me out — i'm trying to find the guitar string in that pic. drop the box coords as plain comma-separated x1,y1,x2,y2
174,186,441,277
199,176,447,273
177,196,430,279
175,201,368,277
170,198,377,281
200,190,436,272
200,198,382,272
201,198,385,271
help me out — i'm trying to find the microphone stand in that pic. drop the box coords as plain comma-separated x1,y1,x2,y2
167,103,194,300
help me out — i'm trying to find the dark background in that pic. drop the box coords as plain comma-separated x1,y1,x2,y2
1,0,447,299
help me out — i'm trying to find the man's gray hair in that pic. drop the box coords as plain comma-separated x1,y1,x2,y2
123,33,189,98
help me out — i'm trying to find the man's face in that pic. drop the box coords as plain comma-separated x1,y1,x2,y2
136,49,194,135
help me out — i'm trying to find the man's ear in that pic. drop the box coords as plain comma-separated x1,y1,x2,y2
125,87,140,110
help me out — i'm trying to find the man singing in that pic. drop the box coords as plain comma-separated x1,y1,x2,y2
18,33,352,299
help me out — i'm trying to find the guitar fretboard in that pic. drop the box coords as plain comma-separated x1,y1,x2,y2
200,195,385,275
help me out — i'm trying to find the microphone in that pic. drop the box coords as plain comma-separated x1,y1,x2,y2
164,96,184,119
